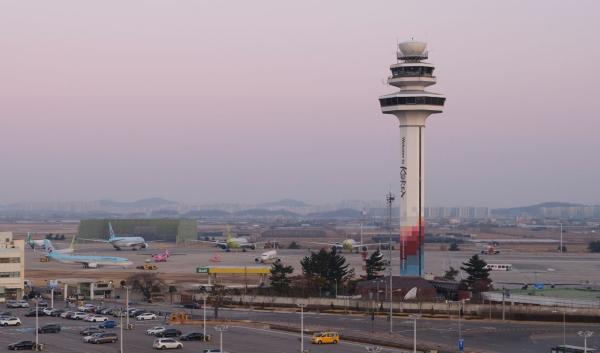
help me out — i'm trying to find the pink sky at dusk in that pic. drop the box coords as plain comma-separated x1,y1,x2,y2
1,1,599,207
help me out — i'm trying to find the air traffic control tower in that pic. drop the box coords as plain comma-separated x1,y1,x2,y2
378,41,446,276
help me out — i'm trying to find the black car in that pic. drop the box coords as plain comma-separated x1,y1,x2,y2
38,324,60,333
155,328,182,338
8,341,35,350
25,309,44,317
50,309,64,317
80,327,104,336
0,311,12,316
180,332,206,341
37,301,48,308
89,333,118,344
182,302,201,309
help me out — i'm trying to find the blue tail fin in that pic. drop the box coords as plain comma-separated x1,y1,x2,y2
108,222,116,240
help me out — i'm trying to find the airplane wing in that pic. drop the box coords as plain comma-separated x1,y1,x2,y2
77,238,109,243
309,242,338,247
352,243,383,248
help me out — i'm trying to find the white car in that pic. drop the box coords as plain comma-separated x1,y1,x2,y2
146,326,167,335
136,313,157,321
78,304,95,312
17,300,30,308
83,333,103,343
85,315,108,322
71,312,88,320
42,308,54,316
0,317,21,326
60,311,74,318
153,338,183,350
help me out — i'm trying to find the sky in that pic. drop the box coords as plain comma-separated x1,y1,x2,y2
1,1,599,208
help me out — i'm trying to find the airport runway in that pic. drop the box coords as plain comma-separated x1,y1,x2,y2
25,242,600,286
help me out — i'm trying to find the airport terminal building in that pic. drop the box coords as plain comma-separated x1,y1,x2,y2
0,233,24,301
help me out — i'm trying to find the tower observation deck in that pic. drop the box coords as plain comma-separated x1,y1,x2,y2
378,41,446,277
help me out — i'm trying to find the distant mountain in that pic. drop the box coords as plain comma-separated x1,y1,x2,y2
307,208,363,219
258,199,309,208
183,209,231,218
98,198,178,208
491,202,588,217
234,208,300,218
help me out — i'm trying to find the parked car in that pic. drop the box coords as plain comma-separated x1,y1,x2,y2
50,309,64,317
80,327,104,336
37,301,48,308
100,308,114,315
99,320,117,329
71,312,88,320
0,311,12,316
0,317,21,326
60,311,74,319
5,301,20,309
179,332,206,341
155,328,182,338
78,304,95,312
153,338,183,350
85,315,108,322
202,349,229,353
24,309,44,317
136,313,157,321
146,326,167,336
42,308,54,316
310,331,340,344
129,309,145,317
8,340,35,350
83,333,103,343
88,333,118,344
16,301,30,308
38,324,61,333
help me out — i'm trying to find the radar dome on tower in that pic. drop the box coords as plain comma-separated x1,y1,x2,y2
397,41,428,61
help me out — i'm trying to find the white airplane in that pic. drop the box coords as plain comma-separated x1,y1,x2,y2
310,225,380,253
42,239,132,269
82,222,149,251
27,233,76,254
254,250,281,264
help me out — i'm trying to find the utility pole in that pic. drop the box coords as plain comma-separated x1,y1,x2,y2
386,192,395,334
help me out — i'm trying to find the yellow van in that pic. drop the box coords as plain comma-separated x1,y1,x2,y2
311,332,340,344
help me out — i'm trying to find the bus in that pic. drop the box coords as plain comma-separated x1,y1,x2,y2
551,345,596,353
485,263,512,271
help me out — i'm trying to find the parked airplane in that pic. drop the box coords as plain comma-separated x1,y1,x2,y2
27,233,76,254
254,250,281,264
198,227,259,252
310,224,381,253
138,249,184,263
83,222,149,251
43,239,132,268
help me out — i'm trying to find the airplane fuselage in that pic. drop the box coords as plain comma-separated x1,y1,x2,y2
110,236,148,250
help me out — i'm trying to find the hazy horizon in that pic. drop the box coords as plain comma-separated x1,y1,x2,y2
2,1,599,208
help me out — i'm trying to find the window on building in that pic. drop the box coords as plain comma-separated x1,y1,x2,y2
0,258,20,264
0,272,20,278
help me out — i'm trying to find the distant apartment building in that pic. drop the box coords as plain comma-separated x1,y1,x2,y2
424,207,489,220
0,233,24,301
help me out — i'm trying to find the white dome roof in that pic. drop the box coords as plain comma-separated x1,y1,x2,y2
398,41,427,57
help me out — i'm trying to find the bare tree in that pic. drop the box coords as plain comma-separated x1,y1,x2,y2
127,273,166,302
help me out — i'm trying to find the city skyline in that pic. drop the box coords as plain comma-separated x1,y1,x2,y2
1,1,599,208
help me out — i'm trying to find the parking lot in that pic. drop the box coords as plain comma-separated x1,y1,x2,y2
0,305,395,353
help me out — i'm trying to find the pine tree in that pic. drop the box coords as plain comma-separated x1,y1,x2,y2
460,254,491,292
301,248,354,294
365,250,386,280
443,266,459,280
269,262,294,294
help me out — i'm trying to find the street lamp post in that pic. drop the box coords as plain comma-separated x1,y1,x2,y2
297,303,307,353
203,295,207,342
409,314,421,353
125,286,130,329
215,325,229,353
50,288,54,309
119,308,124,353
577,331,593,353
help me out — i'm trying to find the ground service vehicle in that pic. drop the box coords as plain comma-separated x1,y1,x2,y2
38,324,60,333
311,332,340,344
155,328,182,338
137,264,158,270
8,341,35,350
153,338,183,350
0,317,21,326
89,333,118,344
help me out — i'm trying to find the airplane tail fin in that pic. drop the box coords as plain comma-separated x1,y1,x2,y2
226,225,232,240
69,235,76,250
108,222,115,240
26,233,34,249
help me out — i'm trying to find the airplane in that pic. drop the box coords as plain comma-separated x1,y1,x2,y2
198,227,259,252
254,250,281,264
42,239,132,269
138,249,185,263
82,222,149,251
27,233,76,254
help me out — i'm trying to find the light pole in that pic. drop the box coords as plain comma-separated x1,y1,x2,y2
125,285,130,329
35,297,39,351
119,308,124,353
50,288,54,309
202,295,207,342
409,314,421,353
365,346,382,353
297,303,307,353
215,325,229,353
553,308,566,346
577,331,593,353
